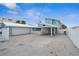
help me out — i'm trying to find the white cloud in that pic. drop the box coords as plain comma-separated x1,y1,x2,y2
25,9,41,20
24,8,44,26
0,3,20,15
62,14,79,27
63,14,79,19
26,9,41,17
7,10,18,15
63,14,79,22
0,3,18,10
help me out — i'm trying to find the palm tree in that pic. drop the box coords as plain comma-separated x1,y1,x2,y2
21,20,26,24
16,20,20,23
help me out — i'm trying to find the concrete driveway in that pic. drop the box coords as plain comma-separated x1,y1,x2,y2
0,31,79,56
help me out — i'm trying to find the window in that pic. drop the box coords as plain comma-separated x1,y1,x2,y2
45,18,52,24
52,20,56,25
2,18,5,20
8,19,12,21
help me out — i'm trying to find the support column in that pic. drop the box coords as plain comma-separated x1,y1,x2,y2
29,27,32,34
54,27,56,35
50,27,52,36
41,27,44,34
41,27,43,33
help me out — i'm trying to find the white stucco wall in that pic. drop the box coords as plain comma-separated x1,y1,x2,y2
2,27,9,40
1,27,32,41
41,28,49,34
10,27,32,35
67,27,79,48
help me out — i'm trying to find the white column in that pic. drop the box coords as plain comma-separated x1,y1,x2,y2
41,27,43,33
41,27,43,34
50,27,52,36
30,27,32,34
54,27,56,35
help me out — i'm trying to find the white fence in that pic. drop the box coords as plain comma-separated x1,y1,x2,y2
67,27,79,48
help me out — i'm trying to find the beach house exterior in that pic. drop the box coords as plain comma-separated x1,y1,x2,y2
39,18,63,36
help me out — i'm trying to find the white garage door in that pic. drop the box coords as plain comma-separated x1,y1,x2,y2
11,27,31,35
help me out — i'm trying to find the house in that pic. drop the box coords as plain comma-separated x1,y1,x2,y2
39,18,64,36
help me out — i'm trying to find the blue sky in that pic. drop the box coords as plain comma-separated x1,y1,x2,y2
0,3,79,27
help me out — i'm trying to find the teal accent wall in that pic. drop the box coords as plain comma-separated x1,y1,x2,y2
45,18,62,26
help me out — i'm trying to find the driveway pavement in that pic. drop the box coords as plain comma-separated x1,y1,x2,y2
0,31,79,56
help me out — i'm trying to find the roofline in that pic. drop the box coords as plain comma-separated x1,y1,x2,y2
3,22,34,28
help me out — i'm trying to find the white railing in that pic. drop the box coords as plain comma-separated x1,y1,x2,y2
67,27,79,48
